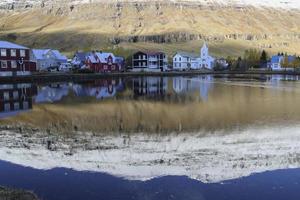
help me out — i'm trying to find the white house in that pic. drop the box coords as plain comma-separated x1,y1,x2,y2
31,49,68,71
173,43,215,71
173,52,199,71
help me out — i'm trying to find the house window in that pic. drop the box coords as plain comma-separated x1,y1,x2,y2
20,50,26,57
143,55,146,59
1,61,7,68
14,102,20,110
4,103,10,112
3,92,9,101
13,91,19,100
11,60,17,68
23,101,29,109
11,49,16,57
0,49,7,57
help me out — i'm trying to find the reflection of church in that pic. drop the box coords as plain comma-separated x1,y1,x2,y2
173,76,213,101
131,77,168,100
0,84,37,118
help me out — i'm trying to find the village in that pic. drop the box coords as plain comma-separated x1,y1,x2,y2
0,40,299,77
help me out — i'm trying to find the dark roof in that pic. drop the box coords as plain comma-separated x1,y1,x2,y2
75,52,88,62
134,51,165,56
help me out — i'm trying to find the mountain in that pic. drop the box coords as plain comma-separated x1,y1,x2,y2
1,0,300,58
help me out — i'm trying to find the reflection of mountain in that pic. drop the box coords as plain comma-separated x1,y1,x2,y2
1,126,300,183
131,77,168,100
35,84,70,103
0,84,37,118
173,76,213,101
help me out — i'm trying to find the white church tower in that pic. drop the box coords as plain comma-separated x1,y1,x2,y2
198,42,215,70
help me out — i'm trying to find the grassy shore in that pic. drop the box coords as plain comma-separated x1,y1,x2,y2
0,187,38,200
0,70,298,84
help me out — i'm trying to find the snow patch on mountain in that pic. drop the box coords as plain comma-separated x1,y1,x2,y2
0,0,300,9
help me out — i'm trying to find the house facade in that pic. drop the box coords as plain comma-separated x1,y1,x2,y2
172,43,215,71
173,52,199,71
85,52,119,73
72,52,88,69
31,49,68,71
132,51,168,72
0,41,36,76
270,55,296,71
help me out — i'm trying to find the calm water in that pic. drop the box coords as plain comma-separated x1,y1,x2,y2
0,160,300,200
1,74,300,200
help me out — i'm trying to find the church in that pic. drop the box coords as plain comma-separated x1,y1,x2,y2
173,43,215,71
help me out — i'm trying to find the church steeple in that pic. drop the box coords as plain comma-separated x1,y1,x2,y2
201,42,208,58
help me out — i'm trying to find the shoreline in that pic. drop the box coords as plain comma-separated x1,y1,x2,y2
0,70,298,84
0,186,38,200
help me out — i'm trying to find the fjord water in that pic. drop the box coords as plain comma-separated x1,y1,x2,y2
1,75,300,200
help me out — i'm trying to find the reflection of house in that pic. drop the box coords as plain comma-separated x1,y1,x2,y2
73,79,124,100
172,43,215,71
31,49,68,71
131,77,168,99
0,41,36,76
35,84,70,103
173,76,213,101
0,84,37,118
132,51,168,72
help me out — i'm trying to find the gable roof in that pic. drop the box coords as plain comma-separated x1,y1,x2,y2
271,55,296,63
52,50,68,61
134,51,165,56
175,51,199,59
271,55,283,63
32,49,67,61
74,52,88,62
0,41,28,50
32,49,50,60
95,52,115,63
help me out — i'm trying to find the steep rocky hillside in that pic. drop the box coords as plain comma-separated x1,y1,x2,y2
0,0,300,58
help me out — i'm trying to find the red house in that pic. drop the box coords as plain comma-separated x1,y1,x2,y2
85,52,118,73
0,41,36,76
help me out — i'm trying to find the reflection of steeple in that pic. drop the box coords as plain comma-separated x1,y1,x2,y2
199,76,213,101
172,76,213,101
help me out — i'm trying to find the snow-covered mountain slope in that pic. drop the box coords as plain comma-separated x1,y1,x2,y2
1,125,300,183
0,0,300,9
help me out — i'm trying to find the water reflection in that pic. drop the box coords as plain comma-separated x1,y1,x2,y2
1,159,299,200
130,77,168,100
0,84,37,118
173,76,213,101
